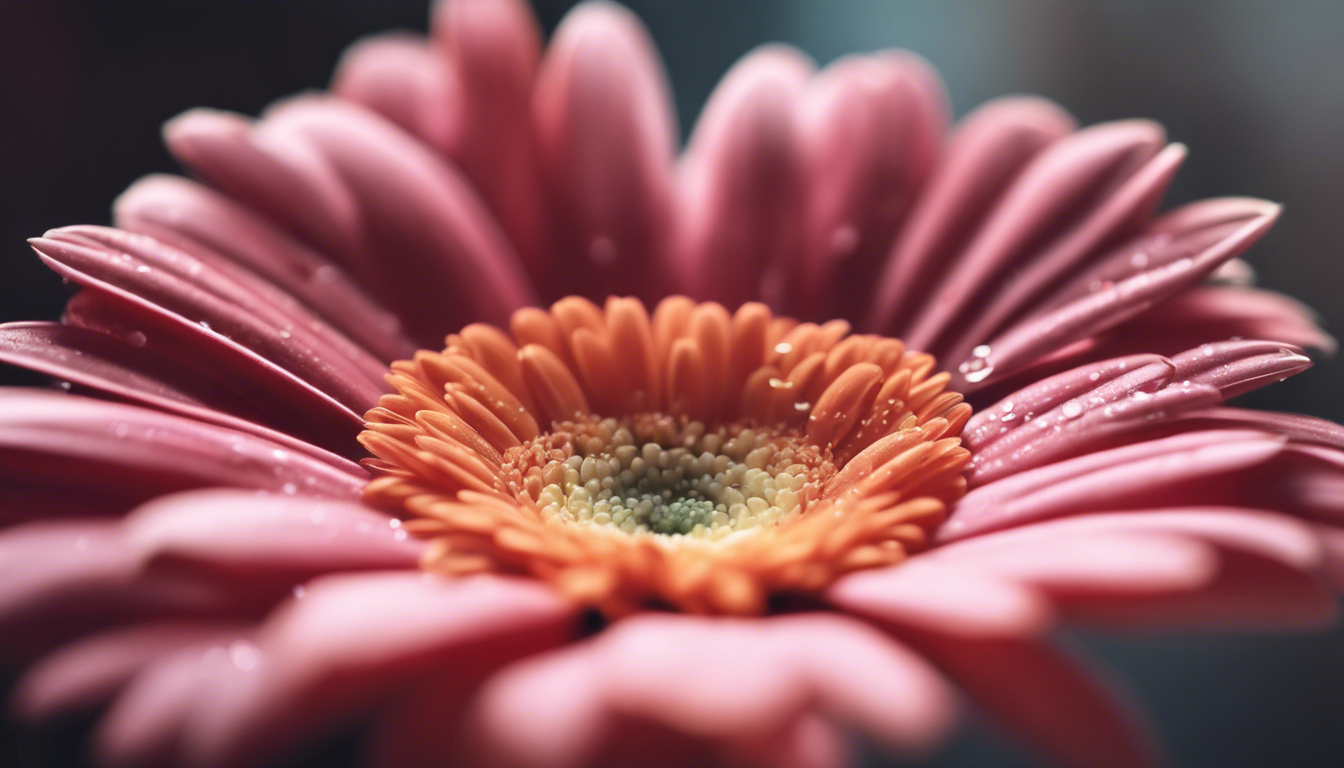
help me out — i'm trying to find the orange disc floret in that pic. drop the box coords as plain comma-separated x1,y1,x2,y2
360,296,972,615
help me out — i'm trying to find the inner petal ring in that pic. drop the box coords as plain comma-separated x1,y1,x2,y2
361,296,972,615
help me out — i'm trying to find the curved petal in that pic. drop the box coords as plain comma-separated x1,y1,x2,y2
124,490,424,571
677,45,811,308
868,97,1076,335
331,33,460,157
533,1,678,301
433,0,546,273
114,174,414,362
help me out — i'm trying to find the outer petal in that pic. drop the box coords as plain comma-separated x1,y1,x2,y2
331,33,460,157
533,1,677,301
868,97,1076,335
114,174,414,362
433,0,547,273
677,46,811,308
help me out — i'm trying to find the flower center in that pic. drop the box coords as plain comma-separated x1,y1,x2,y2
505,415,834,539
360,296,972,615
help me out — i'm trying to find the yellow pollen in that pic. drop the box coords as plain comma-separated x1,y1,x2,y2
360,296,973,616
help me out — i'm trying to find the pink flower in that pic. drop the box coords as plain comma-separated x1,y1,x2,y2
3,1,1343,767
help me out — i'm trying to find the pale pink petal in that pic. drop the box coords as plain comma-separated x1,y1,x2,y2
952,200,1280,390
677,45,812,307
14,622,241,719
791,51,945,318
904,120,1166,354
258,97,536,339
868,97,1076,334
533,1,677,301
186,572,574,767
163,108,364,266
827,560,1052,637
331,33,460,157
433,0,546,273
471,613,953,767
943,430,1287,540
932,508,1333,628
124,489,423,571
0,322,366,470
909,635,1159,768
114,175,414,362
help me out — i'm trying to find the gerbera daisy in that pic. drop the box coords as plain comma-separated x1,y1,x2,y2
3,1,1342,767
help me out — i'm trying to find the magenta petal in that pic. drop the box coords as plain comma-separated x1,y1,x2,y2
115,175,414,362
868,96,1076,334
955,199,1280,389
827,560,1052,637
331,33,461,157
909,636,1158,768
904,119,1165,354
433,0,547,274
0,390,365,512
163,108,364,265
0,322,364,472
791,51,945,318
943,430,1287,541
0,521,131,634
15,623,241,719
676,45,812,307
533,1,678,301
189,573,573,767
1171,339,1312,400
124,490,423,571
259,97,537,339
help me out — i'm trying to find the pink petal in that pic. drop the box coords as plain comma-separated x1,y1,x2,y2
114,174,414,362
257,96,536,340
953,199,1280,389
827,560,1052,637
0,390,365,515
943,430,1287,540
124,489,424,571
15,622,241,719
677,45,812,307
188,572,574,767
1100,284,1337,357
943,142,1187,366
1174,407,1344,450
34,227,388,410
791,51,945,318
909,635,1159,768
533,1,678,301
868,97,1076,335
904,119,1166,354
433,0,547,274
0,322,366,470
163,108,364,266
331,33,460,157
1170,339,1312,400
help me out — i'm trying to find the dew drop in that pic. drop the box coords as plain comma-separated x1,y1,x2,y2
774,342,793,355
588,236,617,266
768,377,793,389
793,401,811,412
1061,401,1083,419
127,331,148,348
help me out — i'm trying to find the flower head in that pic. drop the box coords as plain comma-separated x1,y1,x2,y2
2,1,1343,767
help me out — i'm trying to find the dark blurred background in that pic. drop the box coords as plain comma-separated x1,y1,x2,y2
1,1,1341,766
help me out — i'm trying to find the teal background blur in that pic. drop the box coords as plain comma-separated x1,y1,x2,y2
1,1,1342,766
